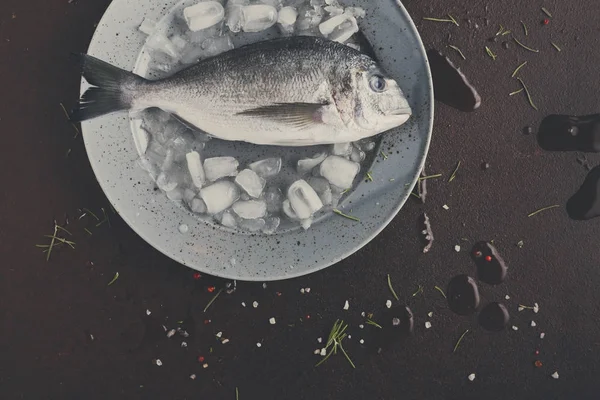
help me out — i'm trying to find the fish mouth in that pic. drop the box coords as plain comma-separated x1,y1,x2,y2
389,107,412,116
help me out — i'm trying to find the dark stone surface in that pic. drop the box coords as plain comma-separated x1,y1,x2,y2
2,1,600,399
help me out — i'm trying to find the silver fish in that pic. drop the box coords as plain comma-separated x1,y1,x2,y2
73,36,412,146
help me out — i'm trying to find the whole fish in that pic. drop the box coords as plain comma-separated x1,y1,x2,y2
73,36,412,146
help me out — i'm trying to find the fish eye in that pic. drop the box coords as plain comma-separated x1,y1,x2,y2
369,75,387,92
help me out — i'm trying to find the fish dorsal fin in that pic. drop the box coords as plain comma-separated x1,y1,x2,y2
237,102,328,129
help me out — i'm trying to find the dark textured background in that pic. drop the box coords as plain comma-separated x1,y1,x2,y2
2,0,600,399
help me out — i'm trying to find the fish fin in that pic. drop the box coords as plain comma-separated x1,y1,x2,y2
71,54,146,122
237,103,328,129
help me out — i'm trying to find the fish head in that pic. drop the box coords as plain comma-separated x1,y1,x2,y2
352,63,412,134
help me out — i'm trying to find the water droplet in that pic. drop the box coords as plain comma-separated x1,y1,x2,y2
478,302,510,331
470,242,508,285
447,275,480,315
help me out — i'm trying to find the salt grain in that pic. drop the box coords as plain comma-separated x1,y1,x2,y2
531,321,537,327
343,300,350,310
190,374,196,380
443,204,450,210
428,312,433,318
386,300,392,309
361,311,366,317
300,288,305,294
320,348,327,356
468,373,476,381
262,283,267,289
256,342,262,348
167,329,176,338
425,321,432,329
216,331,223,338
181,341,188,348
253,301,259,308
155,359,163,366
505,295,510,300
203,363,209,369
551,371,559,379
533,302,540,313
146,309,152,316
518,306,525,312
313,349,320,355
347,335,351,339
359,339,364,344
222,339,230,344
392,318,400,326
241,302,246,307
455,245,461,252
317,337,322,343
540,332,545,339
269,317,276,325
359,324,364,329
305,288,311,293
512,325,519,331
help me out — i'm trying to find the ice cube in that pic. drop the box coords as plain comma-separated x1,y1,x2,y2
204,157,239,181
350,147,365,163
332,142,352,157
161,148,176,171
178,45,206,66
184,2,225,31
241,4,278,32
139,18,157,35
318,14,347,36
260,0,283,8
345,6,366,19
262,216,280,234
307,177,332,205
263,186,283,213
296,6,324,31
166,188,184,201
156,172,179,192
300,218,313,230
297,152,327,175
249,158,282,178
282,199,298,220
287,180,323,220
171,35,188,52
186,151,206,189
357,140,376,151
200,181,240,214
324,5,343,15
190,197,208,214
183,188,197,203
225,5,245,33
239,218,266,232
233,200,267,219
146,34,179,58
131,119,150,155
235,169,266,198
221,210,237,228
328,16,358,43
320,156,360,189
278,6,298,25
201,35,234,59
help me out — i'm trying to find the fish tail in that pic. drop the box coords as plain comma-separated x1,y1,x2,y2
71,54,146,122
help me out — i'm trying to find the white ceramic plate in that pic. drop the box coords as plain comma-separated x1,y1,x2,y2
81,0,433,281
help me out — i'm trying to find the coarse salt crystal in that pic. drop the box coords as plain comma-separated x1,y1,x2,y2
203,363,208,369
313,349,320,355
253,301,259,308
222,339,230,344
512,325,519,331
257,342,262,348
216,332,223,338
241,302,246,307
155,359,163,366
348,335,351,339
443,204,450,210
468,373,476,381
167,329,176,338
359,324,364,329
300,288,305,294
428,312,433,318
392,318,400,326
305,288,311,293
262,283,267,289
505,295,510,300
425,321,432,329
518,306,525,312
181,341,188,347
146,309,152,315
386,300,392,309
455,245,461,252
343,300,349,310
269,317,276,325
190,374,196,380
317,337,322,343
540,332,545,339
533,303,540,313
320,348,327,356
551,371,559,379
359,339,364,344
531,321,537,327
361,311,366,317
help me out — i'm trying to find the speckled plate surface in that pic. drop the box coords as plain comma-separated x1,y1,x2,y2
80,0,433,281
